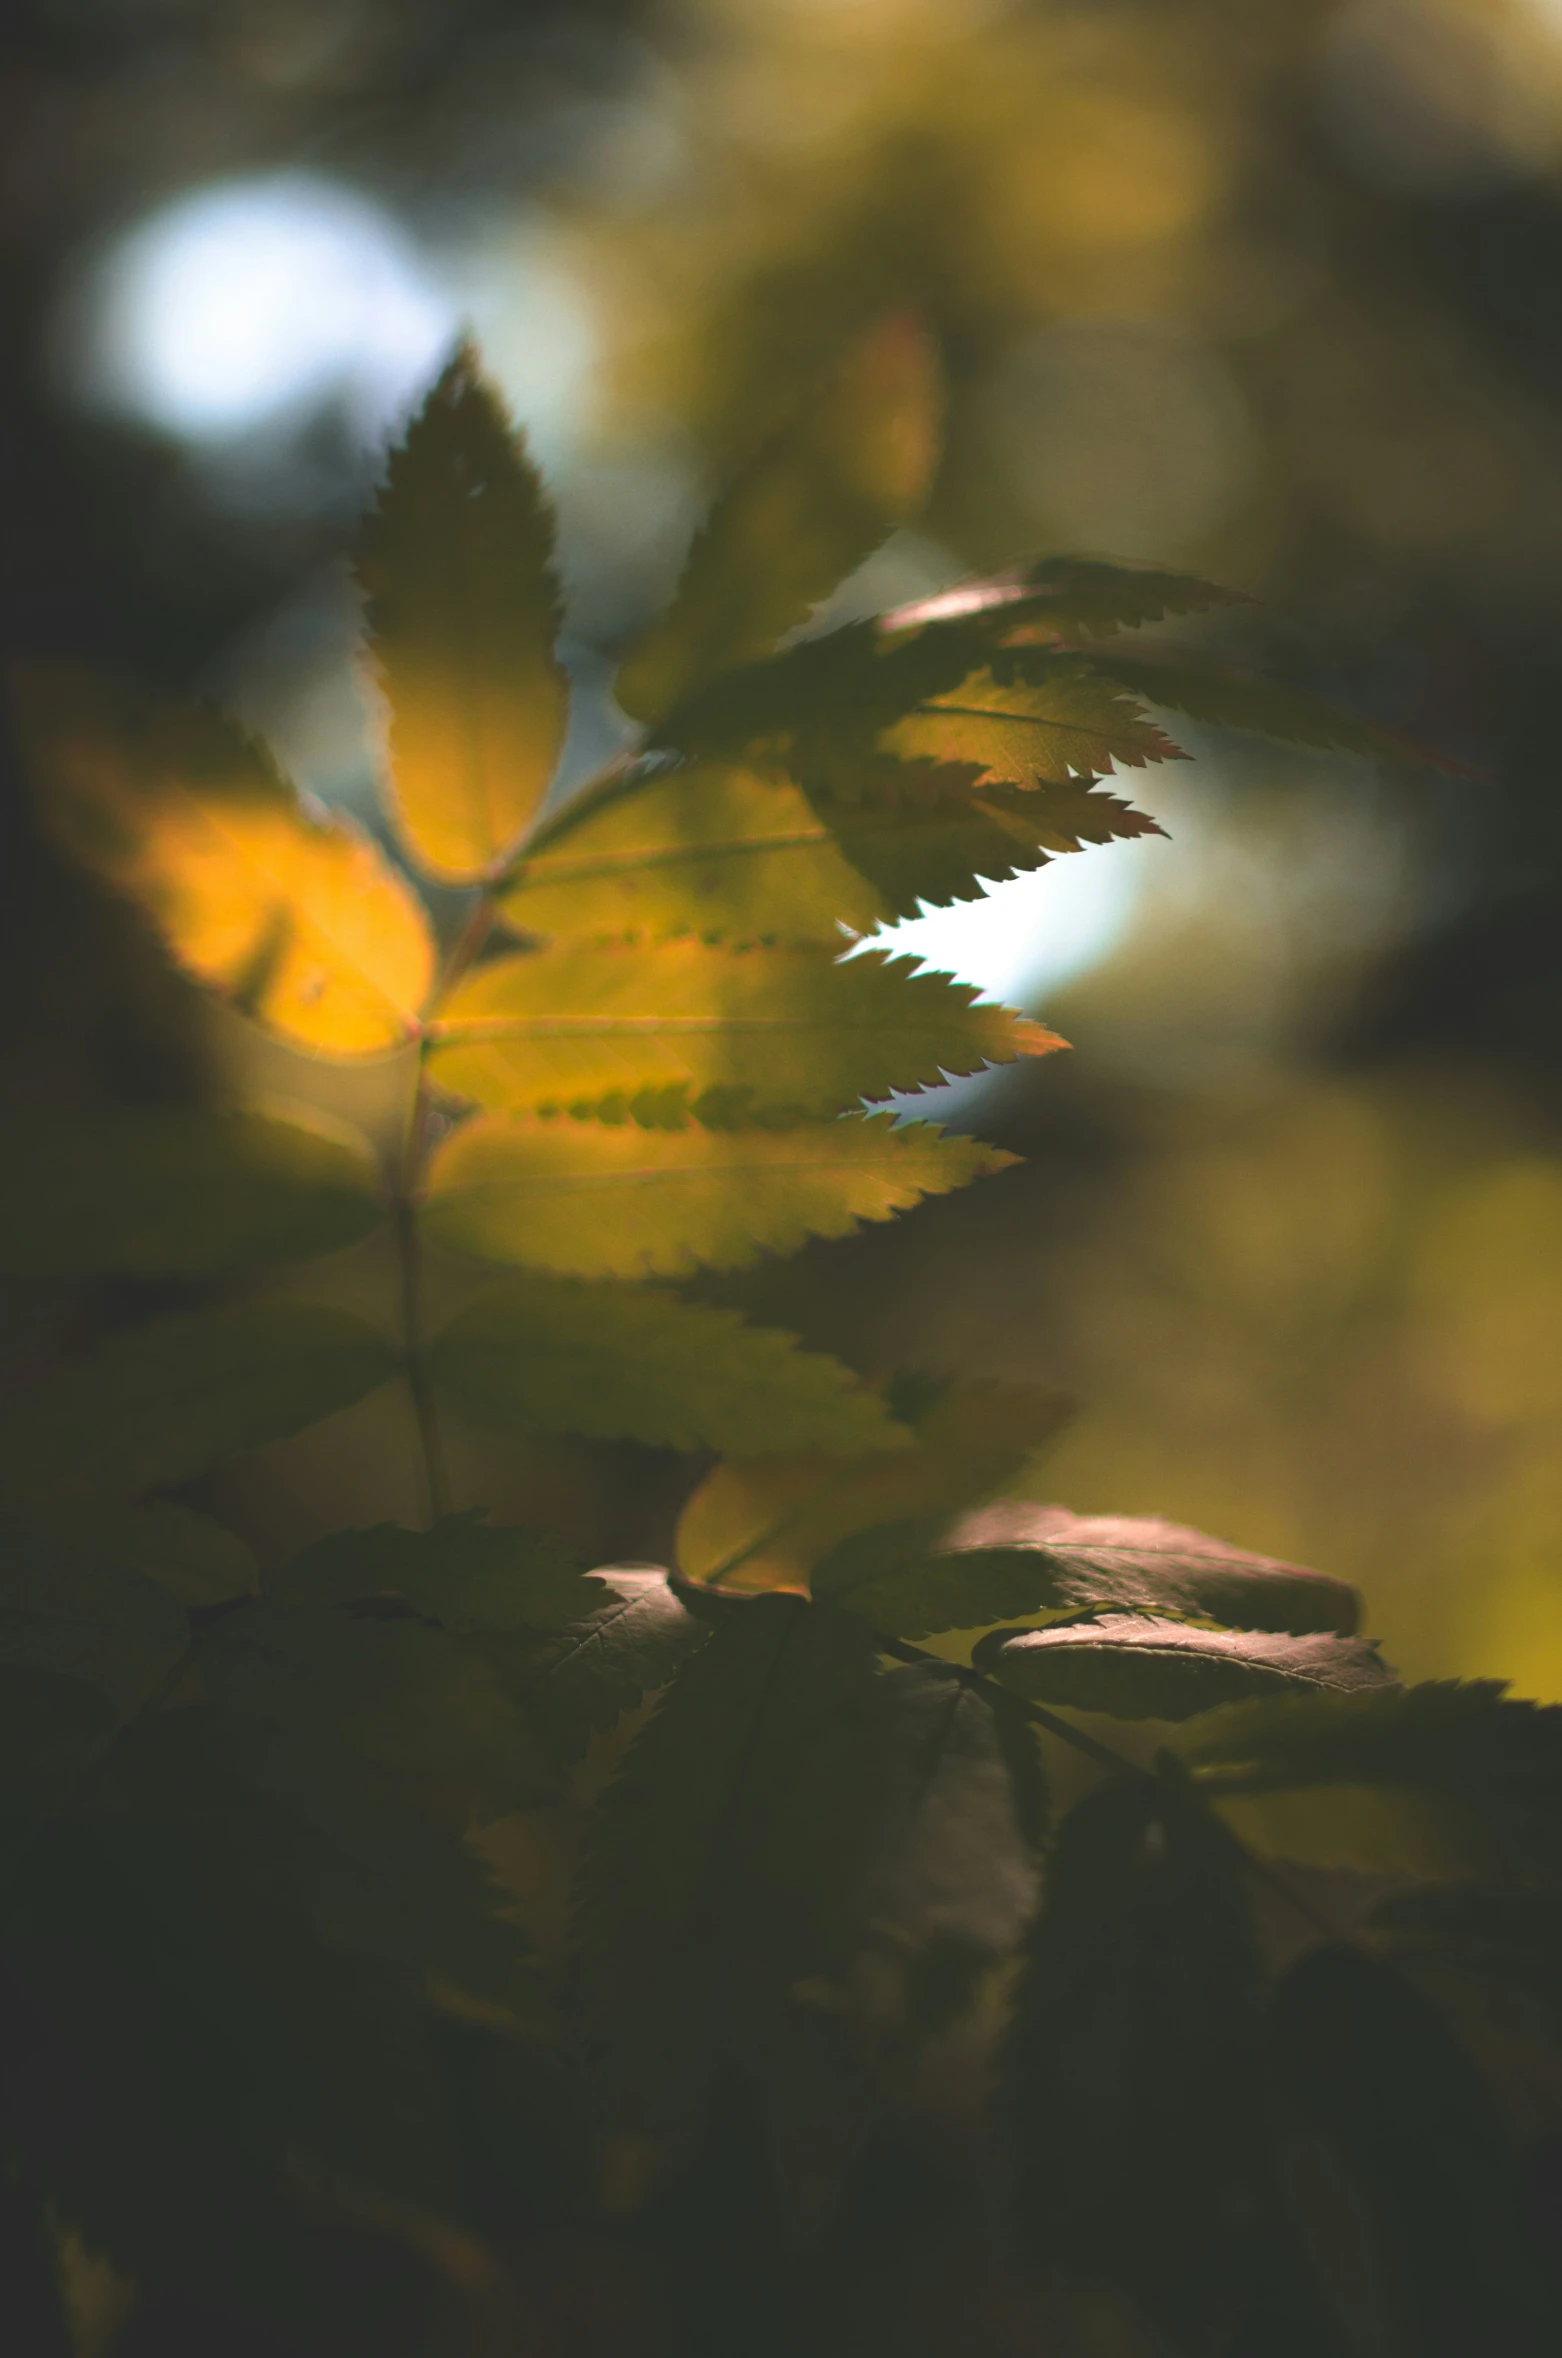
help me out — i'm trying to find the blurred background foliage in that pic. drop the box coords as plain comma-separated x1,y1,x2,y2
4,0,1562,1694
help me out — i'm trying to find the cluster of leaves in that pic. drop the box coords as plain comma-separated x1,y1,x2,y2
0,329,1556,2354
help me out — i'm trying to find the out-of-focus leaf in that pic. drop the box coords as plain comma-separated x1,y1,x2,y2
0,1108,385,1278
1370,1884,1562,2047
3,1499,257,1610
883,658,1184,789
1269,1945,1558,2356
1002,1776,1278,2350
821,1502,1361,1643
978,1614,1394,1722
522,1568,706,1765
0,1507,188,1716
575,1596,893,2144
423,1110,1014,1280
272,1513,606,1631
0,1661,114,1834
676,1379,1071,1595
1175,1681,1562,1879
12,665,434,1053
356,342,568,883
880,555,1249,644
427,1274,908,1457
1086,651,1451,767
427,940,1059,1121
498,763,885,942
615,317,941,725
0,1301,398,1501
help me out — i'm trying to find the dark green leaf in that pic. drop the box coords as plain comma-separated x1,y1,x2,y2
273,1512,607,1631
1371,1883,1562,2047
1003,1776,1277,2349
7,1498,258,1607
0,1108,385,1279
0,1506,189,1717
1176,1680,1562,1879
817,1502,1360,1642
428,1273,909,1456
1086,650,1447,766
522,1567,706,1765
576,1596,893,2147
0,1301,399,1500
979,1614,1394,1721
1269,1945,1559,2356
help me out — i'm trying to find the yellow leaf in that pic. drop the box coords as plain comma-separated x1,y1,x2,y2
615,317,943,725
498,763,882,942
422,1111,1015,1279
427,940,1061,1119
13,666,433,1055
675,1380,1072,1595
883,662,1183,788
356,343,568,883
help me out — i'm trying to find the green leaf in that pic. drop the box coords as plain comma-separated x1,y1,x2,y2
675,1378,1071,1596
883,655,1185,789
422,1109,1014,1280
427,940,1059,1122
427,1273,907,1456
522,1568,707,1765
355,341,568,882
272,1513,607,1631
1002,1776,1274,2349
498,762,887,943
575,1596,893,2142
1269,1946,1558,2356
0,1108,385,1279
0,1301,399,1501
882,555,1249,644
615,317,942,725
1175,1681,1562,1880
11,664,435,1054
1370,1884,1562,2048
0,1507,188,1717
978,1614,1394,1722
4,1499,257,1609
817,1502,1361,1643
1085,650,1446,766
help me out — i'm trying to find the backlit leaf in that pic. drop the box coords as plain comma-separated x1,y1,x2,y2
427,1273,907,1456
428,940,1058,1120
423,1110,1014,1279
1087,650,1444,766
615,317,941,725
13,665,434,1053
884,657,1184,789
820,1502,1361,1644
676,1378,1071,1595
356,342,568,882
0,1107,385,1278
0,1302,398,1501
978,1614,1394,1721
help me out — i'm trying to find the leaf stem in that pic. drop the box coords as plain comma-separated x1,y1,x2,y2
393,1077,452,1526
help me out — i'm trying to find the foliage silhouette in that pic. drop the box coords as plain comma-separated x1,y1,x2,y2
1,331,1557,2356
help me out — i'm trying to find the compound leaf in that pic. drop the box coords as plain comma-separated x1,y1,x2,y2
676,1378,1071,1596
427,940,1059,1122
427,1273,907,1457
423,1110,1014,1280
821,1503,1361,1645
979,1615,1394,1722
0,1107,385,1279
356,342,568,882
0,1302,398,1501
615,317,941,725
13,665,433,1053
